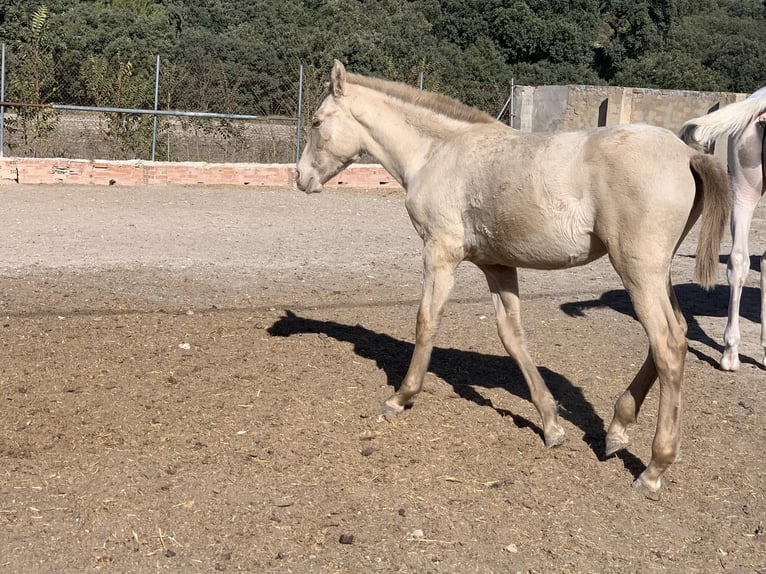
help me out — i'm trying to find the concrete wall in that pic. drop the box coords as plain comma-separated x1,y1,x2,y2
511,84,747,163
515,84,746,133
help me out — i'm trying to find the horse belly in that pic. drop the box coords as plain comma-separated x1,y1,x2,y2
465,216,607,270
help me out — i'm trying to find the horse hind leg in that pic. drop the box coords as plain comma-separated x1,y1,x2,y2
722,185,760,371
760,250,766,366
612,275,687,495
480,264,565,448
604,353,657,457
605,281,687,458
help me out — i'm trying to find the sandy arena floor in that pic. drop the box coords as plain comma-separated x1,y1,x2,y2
0,184,763,573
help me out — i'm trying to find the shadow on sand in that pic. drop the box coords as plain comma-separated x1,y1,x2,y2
269,307,649,479
561,282,761,369
269,254,753,480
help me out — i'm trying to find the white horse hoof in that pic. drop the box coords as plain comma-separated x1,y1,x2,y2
380,395,415,418
633,476,661,500
380,401,404,417
720,351,740,372
605,439,629,458
544,428,566,449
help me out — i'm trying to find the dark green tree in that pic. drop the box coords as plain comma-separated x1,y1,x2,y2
1,0,766,123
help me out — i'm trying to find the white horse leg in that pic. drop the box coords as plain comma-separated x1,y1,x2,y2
605,282,687,459
621,277,687,495
382,242,459,414
639,326,686,493
760,250,766,365
721,191,760,371
605,353,657,456
480,264,565,448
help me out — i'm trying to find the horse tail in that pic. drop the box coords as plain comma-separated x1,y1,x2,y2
679,96,766,148
689,153,731,290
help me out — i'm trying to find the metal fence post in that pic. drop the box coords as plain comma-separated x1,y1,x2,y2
510,78,515,128
496,78,516,125
151,54,160,161
295,64,303,164
1,43,6,158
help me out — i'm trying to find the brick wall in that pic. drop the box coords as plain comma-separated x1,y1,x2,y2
0,157,403,189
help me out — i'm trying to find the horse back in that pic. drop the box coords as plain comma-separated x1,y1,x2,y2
407,124,698,270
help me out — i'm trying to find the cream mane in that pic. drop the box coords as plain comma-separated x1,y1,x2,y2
346,72,498,125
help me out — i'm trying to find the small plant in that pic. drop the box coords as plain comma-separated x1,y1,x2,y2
82,53,154,158
6,5,60,157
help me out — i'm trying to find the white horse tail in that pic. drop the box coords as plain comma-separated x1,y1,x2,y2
679,95,766,148
689,153,731,289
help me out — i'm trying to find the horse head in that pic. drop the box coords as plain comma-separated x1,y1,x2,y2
296,60,362,193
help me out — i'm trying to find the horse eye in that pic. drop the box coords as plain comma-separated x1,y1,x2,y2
312,119,322,128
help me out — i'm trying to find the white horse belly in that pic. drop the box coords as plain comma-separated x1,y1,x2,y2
463,207,605,269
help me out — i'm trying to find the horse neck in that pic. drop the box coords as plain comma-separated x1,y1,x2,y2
349,87,471,187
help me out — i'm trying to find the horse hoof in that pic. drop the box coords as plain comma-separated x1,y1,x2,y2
544,430,565,449
632,476,661,500
605,439,629,458
720,351,740,372
380,398,409,418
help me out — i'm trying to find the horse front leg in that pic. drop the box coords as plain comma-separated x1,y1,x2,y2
480,264,564,448
382,242,459,414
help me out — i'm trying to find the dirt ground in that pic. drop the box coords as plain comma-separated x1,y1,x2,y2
0,184,763,573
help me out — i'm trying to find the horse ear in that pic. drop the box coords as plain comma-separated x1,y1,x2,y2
331,59,347,97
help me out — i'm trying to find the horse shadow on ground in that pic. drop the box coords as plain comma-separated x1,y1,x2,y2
560,282,762,369
268,309,646,479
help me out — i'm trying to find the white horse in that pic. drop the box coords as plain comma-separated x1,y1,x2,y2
679,87,766,371
298,61,730,496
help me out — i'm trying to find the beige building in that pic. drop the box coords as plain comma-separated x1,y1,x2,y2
511,84,748,162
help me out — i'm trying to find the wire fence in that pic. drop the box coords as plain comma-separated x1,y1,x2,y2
0,43,516,164
0,44,305,163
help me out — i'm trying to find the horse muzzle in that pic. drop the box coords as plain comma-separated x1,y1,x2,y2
295,168,324,194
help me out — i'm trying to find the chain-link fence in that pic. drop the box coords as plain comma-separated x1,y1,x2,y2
0,41,517,164
0,43,306,163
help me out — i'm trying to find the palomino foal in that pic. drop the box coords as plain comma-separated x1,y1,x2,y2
298,61,730,496
680,87,766,371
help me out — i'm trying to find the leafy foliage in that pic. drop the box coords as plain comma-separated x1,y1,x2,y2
82,53,156,156
4,5,60,156
0,0,764,122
